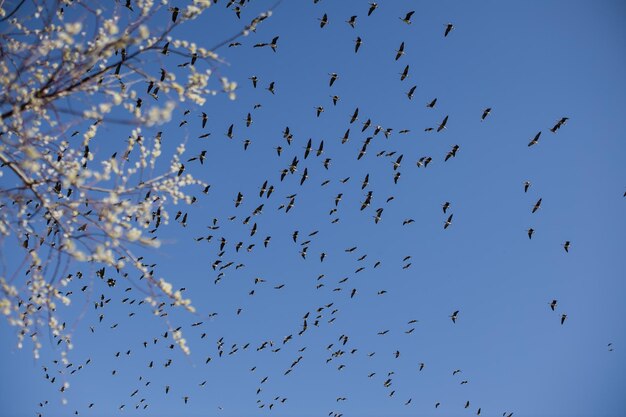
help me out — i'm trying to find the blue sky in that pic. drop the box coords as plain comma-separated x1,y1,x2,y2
1,0,625,416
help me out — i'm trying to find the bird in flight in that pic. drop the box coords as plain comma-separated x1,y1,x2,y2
450,310,459,323
524,180,531,193
400,11,415,24
532,198,542,213
395,42,405,60
355,37,363,53
563,241,571,252
550,299,558,311
406,85,417,100
254,36,279,52
400,65,410,81
445,145,459,161
550,117,569,133
528,131,542,147
319,13,328,28
329,72,338,87
368,3,378,16
437,115,449,132
444,23,454,37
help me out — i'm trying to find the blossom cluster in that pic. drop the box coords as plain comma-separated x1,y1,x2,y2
0,0,261,361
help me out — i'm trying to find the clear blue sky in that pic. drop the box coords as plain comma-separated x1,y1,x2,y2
1,0,625,416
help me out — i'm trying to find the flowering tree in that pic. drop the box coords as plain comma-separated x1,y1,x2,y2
0,0,272,361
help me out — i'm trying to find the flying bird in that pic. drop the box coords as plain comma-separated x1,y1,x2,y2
550,117,569,133
444,23,454,37
354,37,363,53
445,145,459,161
524,180,531,193
395,42,405,60
532,198,542,213
235,192,244,208
563,241,571,252
550,299,558,311
400,65,409,81
437,115,449,132
528,131,542,147
329,72,338,87
319,13,328,28
406,85,417,100
400,11,415,24
450,310,459,323
254,36,279,52
367,3,378,16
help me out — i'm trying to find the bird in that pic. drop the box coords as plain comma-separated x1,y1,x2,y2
527,228,534,239
561,314,567,325
354,37,363,53
395,42,405,60
550,117,569,133
550,299,558,311
563,241,571,252
532,198,542,213
445,145,459,161
329,72,338,87
406,85,417,100
528,131,542,147
426,98,437,108
235,192,243,207
442,202,450,213
319,13,328,28
373,208,384,224
350,107,359,123
481,107,492,121
437,115,449,132
444,214,453,229
444,23,454,37
450,310,459,323
346,15,357,28
367,3,378,16
392,154,403,170
400,65,409,81
316,140,324,156
169,6,179,22
400,11,415,24
253,36,279,52
524,181,531,193
226,123,234,139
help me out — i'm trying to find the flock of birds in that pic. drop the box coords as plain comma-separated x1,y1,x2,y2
23,1,619,417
